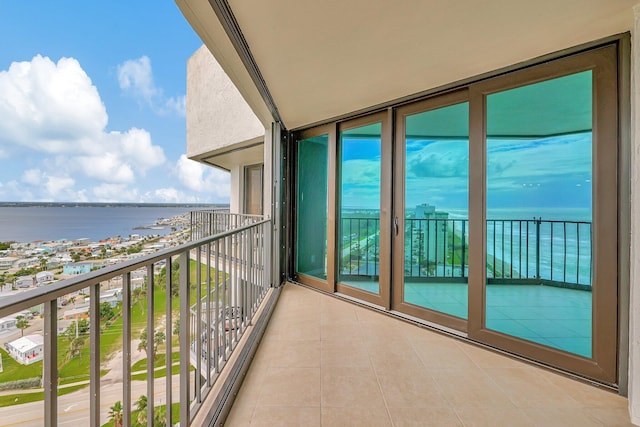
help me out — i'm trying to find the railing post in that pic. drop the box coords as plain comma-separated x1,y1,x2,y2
179,250,191,427
43,299,57,427
535,217,541,279
89,284,100,427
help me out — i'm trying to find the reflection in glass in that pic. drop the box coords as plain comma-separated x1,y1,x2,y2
485,71,593,357
403,102,469,319
296,134,329,279
338,123,381,294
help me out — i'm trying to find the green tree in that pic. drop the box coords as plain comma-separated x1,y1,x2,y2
99,302,114,321
108,401,123,427
135,394,147,426
66,336,85,361
138,328,148,355
173,319,180,336
153,331,166,354
15,315,29,337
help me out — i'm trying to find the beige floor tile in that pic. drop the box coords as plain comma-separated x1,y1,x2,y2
268,339,321,368
535,368,628,408
483,367,583,409
224,403,254,426
321,320,363,341
432,369,516,409
321,339,372,368
249,406,321,427
376,370,446,408
522,407,603,427
411,337,478,372
388,406,463,427
257,367,321,407
455,407,535,427
321,406,392,427
583,406,635,426
456,341,532,370
321,366,386,408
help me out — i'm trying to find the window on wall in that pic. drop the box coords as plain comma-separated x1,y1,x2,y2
244,164,263,215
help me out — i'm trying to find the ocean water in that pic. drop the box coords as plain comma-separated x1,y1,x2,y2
0,206,210,243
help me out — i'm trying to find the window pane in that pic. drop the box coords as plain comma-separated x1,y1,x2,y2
485,71,593,358
296,134,329,279
404,102,469,319
339,122,381,294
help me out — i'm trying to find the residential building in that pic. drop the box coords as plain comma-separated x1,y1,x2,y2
62,262,93,275
5,334,44,365
63,307,89,321
172,0,640,425
0,316,16,331
35,271,54,285
0,257,16,270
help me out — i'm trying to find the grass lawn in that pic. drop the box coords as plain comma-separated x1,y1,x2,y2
0,384,87,407
0,348,42,383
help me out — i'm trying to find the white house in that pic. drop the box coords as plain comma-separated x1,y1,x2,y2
4,334,44,365
0,257,16,270
35,271,54,285
0,317,16,331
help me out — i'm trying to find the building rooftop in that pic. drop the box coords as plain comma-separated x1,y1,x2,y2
8,334,43,352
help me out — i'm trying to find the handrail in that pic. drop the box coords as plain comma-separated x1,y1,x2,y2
338,217,592,287
0,217,272,427
0,219,270,318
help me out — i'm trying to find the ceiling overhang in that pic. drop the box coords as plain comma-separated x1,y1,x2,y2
176,0,634,131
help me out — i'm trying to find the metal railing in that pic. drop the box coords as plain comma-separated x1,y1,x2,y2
340,217,592,287
190,209,264,240
0,218,271,426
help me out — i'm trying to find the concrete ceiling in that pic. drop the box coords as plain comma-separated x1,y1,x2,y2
178,0,634,131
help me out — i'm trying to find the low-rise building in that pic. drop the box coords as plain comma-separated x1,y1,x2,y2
4,335,44,365
63,262,93,275
63,307,89,320
35,271,54,285
0,257,16,270
0,317,16,331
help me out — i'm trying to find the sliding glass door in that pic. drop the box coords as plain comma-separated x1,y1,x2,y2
292,43,619,384
393,91,469,331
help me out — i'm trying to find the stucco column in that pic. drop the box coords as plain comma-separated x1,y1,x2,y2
629,4,640,425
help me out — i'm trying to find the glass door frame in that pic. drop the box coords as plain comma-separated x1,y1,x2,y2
292,124,336,293
467,45,618,384
392,90,469,332
335,111,392,308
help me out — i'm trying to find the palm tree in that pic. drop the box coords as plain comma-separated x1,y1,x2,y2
135,395,147,426
15,315,29,337
108,401,123,427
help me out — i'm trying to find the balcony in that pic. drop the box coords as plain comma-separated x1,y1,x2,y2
0,211,631,426
225,283,631,426
0,213,272,426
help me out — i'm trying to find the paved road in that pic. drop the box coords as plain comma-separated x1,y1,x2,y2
0,376,182,427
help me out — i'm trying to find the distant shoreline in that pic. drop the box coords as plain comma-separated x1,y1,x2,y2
0,202,229,208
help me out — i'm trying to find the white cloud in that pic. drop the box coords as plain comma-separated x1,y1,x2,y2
176,155,230,199
143,187,198,204
0,55,171,200
0,55,107,153
117,56,185,116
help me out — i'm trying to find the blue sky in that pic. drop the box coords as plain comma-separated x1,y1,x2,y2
0,1,230,203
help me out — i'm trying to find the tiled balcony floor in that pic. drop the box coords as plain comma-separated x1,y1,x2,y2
224,283,632,426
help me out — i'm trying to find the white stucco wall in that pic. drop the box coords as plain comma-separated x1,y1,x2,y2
629,4,640,425
186,45,264,160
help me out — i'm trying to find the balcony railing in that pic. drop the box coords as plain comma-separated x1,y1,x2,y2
340,217,592,288
190,209,264,240
0,218,271,426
